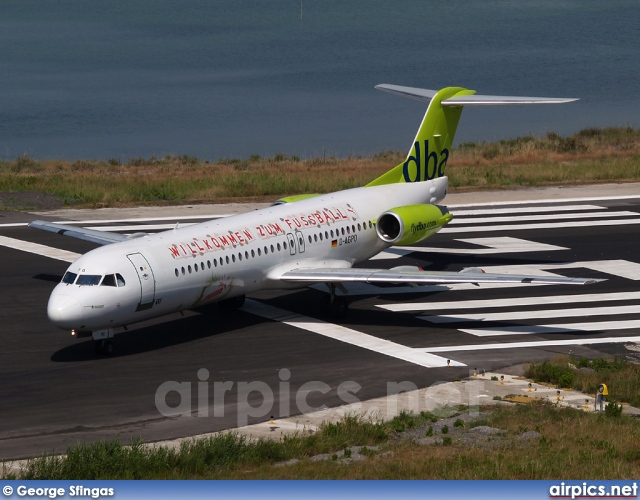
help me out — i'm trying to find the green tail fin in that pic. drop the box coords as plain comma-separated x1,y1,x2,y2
366,86,475,186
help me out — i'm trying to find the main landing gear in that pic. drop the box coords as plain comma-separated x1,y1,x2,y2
323,284,349,319
219,294,246,310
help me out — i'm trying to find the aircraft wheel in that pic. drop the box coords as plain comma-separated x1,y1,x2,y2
103,340,115,356
94,339,115,356
221,295,245,309
324,296,348,319
233,295,246,308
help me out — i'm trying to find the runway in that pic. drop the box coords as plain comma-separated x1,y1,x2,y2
1,190,640,459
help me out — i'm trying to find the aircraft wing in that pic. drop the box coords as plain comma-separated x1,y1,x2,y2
28,220,136,246
279,267,601,286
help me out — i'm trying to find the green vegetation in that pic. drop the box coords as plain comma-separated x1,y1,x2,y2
16,401,640,480
525,355,640,406
1,127,639,209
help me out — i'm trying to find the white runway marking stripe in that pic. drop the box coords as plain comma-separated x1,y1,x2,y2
0,236,80,262
447,194,640,208
420,304,640,324
242,299,465,368
419,336,640,353
387,237,567,257
461,319,640,337
453,205,604,216
371,237,566,260
441,218,640,233
379,291,640,312
449,211,637,225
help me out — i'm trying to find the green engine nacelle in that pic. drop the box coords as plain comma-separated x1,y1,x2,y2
376,204,453,245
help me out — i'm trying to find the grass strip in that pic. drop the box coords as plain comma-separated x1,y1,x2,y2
1,127,639,209
11,358,640,480
525,355,640,407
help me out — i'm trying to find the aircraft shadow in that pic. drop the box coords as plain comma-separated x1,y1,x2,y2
50,307,263,362
33,273,63,284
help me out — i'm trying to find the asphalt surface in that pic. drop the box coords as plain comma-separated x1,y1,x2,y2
2,186,640,460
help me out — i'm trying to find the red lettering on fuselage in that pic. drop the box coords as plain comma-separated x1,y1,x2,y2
336,208,348,220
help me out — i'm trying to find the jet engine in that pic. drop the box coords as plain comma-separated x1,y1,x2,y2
376,204,452,245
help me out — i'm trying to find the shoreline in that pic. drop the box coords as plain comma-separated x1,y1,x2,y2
27,181,640,221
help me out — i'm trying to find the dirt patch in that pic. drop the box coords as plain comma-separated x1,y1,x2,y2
0,192,67,211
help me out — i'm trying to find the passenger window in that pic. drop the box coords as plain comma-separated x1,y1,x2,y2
201,262,205,271
277,243,281,251
116,274,126,286
62,272,77,284
101,274,117,287
175,269,179,277
76,275,102,286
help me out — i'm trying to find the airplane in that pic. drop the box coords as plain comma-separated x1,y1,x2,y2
29,84,601,356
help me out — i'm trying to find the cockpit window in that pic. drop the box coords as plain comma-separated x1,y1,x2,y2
101,274,117,287
62,272,77,284
76,274,102,286
116,274,126,287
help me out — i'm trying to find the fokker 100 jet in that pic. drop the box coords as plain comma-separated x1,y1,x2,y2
30,84,600,355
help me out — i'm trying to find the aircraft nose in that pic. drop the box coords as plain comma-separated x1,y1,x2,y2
47,293,83,329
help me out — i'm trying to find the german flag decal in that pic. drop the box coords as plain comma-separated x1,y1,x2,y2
331,240,338,248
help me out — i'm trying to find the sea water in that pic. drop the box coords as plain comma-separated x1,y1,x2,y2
0,0,638,161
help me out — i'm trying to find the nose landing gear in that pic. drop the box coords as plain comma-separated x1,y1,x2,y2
92,329,115,356
95,339,115,356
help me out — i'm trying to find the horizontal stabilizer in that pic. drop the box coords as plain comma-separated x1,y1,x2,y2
375,84,578,105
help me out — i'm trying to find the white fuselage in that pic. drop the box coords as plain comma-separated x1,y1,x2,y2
47,178,448,333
